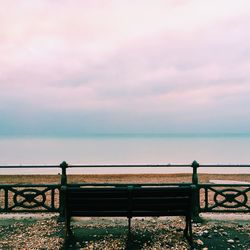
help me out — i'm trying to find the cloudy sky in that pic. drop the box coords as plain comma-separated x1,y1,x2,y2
1,0,250,136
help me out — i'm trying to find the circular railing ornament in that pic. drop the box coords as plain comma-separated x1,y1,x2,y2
13,189,46,209
214,188,248,209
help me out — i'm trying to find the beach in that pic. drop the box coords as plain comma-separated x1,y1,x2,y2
1,173,250,184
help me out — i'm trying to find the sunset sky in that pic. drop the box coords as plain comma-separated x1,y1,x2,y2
1,0,250,136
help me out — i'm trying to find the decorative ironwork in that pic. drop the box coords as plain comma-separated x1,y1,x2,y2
1,162,250,216
199,184,250,212
13,188,46,209
0,185,60,212
214,188,248,208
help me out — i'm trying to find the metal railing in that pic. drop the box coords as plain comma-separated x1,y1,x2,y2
0,184,60,213
0,161,250,219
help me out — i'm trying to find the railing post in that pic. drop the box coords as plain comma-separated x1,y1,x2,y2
58,161,68,222
192,160,201,222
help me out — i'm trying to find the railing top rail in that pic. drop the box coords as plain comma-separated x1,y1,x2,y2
0,163,250,169
69,164,250,168
0,165,59,168
67,164,191,168
200,164,250,167
0,164,191,169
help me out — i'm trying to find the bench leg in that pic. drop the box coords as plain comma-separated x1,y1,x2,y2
188,217,193,249
128,217,131,235
184,216,188,237
184,216,193,249
126,217,132,250
65,215,73,241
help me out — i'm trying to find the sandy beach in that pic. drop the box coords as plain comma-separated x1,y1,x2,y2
1,173,250,184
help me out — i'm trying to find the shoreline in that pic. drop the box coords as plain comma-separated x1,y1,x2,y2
1,166,250,176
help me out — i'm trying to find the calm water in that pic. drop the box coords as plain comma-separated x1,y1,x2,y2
0,134,250,174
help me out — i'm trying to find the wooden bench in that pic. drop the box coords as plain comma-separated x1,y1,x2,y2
62,184,195,247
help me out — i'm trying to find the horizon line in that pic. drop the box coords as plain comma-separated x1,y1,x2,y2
1,132,250,138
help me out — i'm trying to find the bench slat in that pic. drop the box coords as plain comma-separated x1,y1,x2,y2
67,196,189,201
70,210,189,216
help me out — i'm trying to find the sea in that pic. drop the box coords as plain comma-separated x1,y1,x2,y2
0,134,250,175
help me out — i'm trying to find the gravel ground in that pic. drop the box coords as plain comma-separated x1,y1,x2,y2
0,215,63,250
0,215,250,250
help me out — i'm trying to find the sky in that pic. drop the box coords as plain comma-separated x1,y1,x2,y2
1,0,250,136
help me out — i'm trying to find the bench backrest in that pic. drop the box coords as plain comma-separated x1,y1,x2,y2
66,185,194,217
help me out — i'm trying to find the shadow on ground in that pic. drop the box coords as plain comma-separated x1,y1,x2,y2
63,219,190,250
66,226,158,250
63,218,250,250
